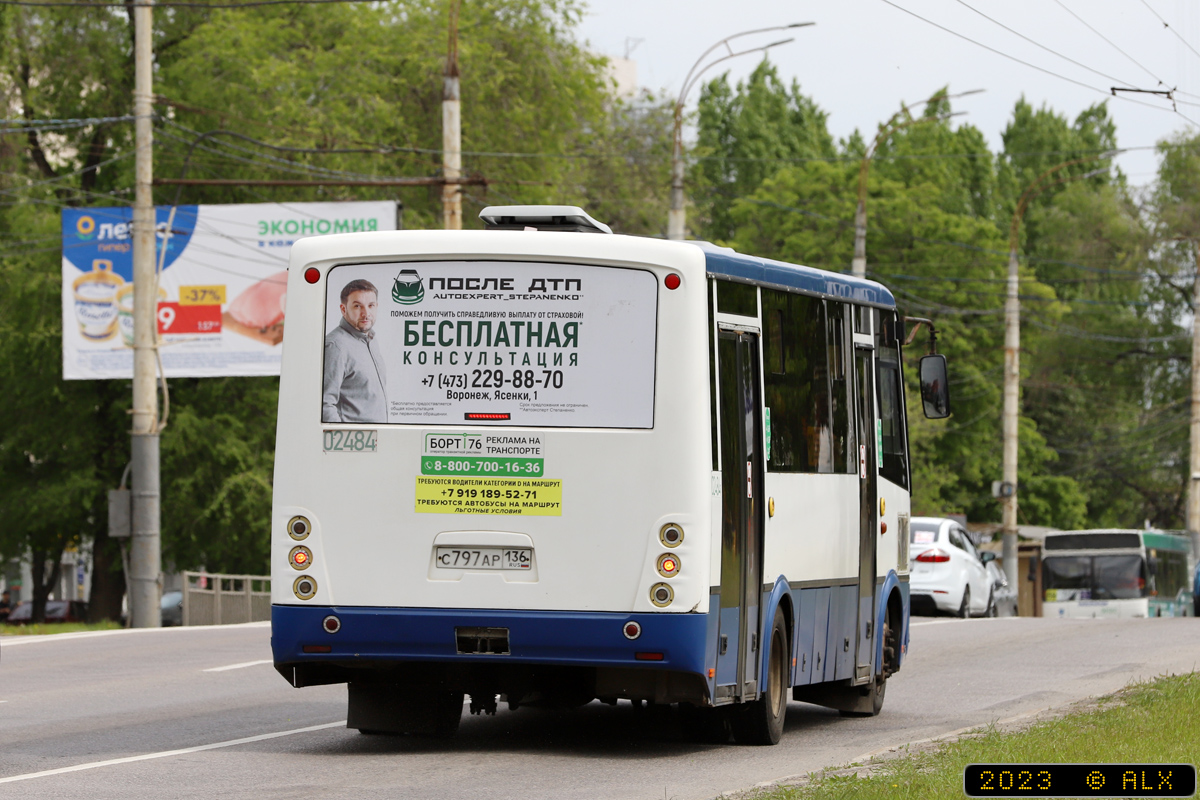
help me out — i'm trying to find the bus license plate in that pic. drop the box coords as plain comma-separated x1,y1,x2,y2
435,547,532,570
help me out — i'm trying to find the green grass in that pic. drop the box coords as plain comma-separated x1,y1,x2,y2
1,620,123,636
755,672,1200,800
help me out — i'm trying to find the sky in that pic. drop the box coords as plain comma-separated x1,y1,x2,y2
575,0,1200,186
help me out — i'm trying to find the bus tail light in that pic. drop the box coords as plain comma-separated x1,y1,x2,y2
323,615,341,634
650,583,673,607
656,553,680,577
623,621,642,640
915,549,950,563
635,652,664,661
293,576,317,600
664,273,681,290
304,267,320,284
289,546,312,570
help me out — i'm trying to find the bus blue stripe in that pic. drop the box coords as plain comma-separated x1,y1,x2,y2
272,605,709,674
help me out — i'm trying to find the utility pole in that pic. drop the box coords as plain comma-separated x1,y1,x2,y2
442,0,462,230
667,23,810,241
1001,237,1020,590
1001,154,1114,593
130,0,161,627
1188,244,1200,559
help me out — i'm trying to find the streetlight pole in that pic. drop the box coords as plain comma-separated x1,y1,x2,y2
130,0,161,628
667,23,813,241
442,0,462,230
850,89,980,278
1001,154,1115,591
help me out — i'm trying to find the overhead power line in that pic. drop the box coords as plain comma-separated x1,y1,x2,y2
1054,0,1178,94
953,0,1141,89
878,0,1200,128
1139,0,1200,65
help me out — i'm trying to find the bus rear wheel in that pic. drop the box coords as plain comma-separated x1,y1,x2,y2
732,605,787,745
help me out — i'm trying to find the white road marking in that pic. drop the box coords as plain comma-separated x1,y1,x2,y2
0,621,270,647
0,720,346,785
203,659,273,673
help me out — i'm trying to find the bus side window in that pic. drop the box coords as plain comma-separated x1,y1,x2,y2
716,279,758,317
876,312,909,489
761,289,831,473
709,279,719,471
827,302,852,473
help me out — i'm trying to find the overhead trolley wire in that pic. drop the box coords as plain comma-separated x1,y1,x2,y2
1139,0,1200,65
953,0,1141,88
878,0,1200,128
1054,0,1179,94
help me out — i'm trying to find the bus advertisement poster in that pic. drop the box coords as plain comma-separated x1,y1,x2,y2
61,201,397,380
320,260,658,429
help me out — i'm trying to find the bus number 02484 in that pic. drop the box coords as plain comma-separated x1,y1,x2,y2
323,430,378,452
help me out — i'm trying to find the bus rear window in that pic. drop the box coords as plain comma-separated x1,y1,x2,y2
321,261,658,428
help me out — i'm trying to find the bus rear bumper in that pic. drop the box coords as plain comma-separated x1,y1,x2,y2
271,604,709,678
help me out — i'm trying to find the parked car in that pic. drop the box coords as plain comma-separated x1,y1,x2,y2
5,600,88,624
161,590,183,627
986,560,1018,617
908,517,994,617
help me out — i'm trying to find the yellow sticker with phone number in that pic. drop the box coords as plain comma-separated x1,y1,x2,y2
415,475,561,516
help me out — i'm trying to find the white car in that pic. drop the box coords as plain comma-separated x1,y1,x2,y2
908,517,995,617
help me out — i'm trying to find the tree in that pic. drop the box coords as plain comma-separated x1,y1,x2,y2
693,61,834,242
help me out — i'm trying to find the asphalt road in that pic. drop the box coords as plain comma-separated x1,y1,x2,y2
1,615,1198,799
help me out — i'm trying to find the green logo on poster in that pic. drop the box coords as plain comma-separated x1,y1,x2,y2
392,269,424,304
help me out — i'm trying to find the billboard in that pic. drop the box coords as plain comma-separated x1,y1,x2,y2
61,201,398,380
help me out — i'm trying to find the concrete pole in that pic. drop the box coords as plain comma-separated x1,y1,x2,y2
130,0,161,628
850,199,867,278
667,107,685,240
1188,243,1200,559
441,0,461,231
1001,244,1021,591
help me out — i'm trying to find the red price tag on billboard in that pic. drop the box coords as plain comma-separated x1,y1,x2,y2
157,302,222,335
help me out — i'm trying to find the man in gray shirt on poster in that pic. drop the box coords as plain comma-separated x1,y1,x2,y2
322,279,388,423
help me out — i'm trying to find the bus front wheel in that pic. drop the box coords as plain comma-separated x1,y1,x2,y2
732,605,788,745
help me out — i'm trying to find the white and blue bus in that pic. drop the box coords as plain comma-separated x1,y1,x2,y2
270,206,951,744
1042,529,1194,619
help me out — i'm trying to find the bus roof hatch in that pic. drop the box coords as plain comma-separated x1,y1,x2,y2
478,205,613,234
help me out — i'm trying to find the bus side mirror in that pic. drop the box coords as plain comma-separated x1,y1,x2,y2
980,552,996,565
919,354,951,419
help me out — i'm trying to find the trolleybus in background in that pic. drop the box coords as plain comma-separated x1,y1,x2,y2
1042,529,1194,619
270,206,951,744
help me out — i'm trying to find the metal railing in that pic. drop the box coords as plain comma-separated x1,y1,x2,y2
182,571,271,626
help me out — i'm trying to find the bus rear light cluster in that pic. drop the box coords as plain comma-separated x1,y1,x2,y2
289,546,312,570
656,553,680,578
659,524,683,548
293,576,317,600
287,516,311,540
322,615,341,634
650,583,673,607
622,621,642,640
915,549,951,563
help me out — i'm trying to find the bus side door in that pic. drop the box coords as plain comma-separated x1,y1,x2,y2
714,328,765,703
853,343,878,684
